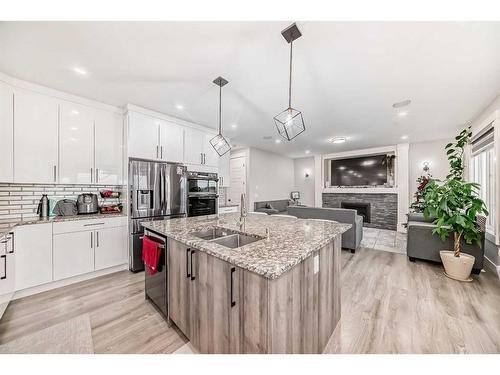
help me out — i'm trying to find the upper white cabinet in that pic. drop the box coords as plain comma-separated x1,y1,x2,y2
95,110,123,185
203,133,219,167
128,111,184,163
14,88,59,183
218,152,231,187
184,127,205,165
0,82,13,183
59,102,94,184
159,121,184,163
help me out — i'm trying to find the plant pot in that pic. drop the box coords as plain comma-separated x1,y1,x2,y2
439,250,475,281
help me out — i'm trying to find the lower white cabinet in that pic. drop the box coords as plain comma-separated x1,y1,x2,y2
94,226,127,270
0,233,15,319
14,223,53,291
53,231,95,281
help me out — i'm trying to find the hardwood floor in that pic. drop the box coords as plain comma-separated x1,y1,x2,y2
1,247,499,354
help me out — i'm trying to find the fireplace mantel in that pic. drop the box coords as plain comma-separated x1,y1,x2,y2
323,187,398,194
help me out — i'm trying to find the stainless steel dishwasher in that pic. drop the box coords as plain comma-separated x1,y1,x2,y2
143,229,168,319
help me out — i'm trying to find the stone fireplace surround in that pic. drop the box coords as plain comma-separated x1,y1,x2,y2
323,192,398,230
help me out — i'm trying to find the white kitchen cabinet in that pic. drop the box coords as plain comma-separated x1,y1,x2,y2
159,120,184,163
203,133,219,167
218,152,231,187
95,109,123,185
0,82,13,183
94,226,127,270
128,111,161,160
59,101,95,184
14,88,59,183
53,230,95,281
0,233,15,319
14,223,53,291
184,127,205,165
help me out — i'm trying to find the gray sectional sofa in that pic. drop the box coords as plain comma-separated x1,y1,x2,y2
254,200,290,215
406,213,485,274
287,206,363,252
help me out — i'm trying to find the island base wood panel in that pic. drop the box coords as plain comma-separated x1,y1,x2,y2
167,237,341,354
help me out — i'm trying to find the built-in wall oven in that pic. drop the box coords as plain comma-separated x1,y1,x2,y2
187,171,218,217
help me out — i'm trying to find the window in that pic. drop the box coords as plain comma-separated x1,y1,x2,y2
470,126,496,235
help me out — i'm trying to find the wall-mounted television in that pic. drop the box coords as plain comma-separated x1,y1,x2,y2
330,154,393,187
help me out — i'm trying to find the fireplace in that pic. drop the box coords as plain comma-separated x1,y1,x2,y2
341,202,371,223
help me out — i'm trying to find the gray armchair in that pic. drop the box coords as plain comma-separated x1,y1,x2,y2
287,206,362,252
406,212,485,274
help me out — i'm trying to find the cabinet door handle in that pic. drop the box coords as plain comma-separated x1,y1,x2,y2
156,145,159,159
160,146,163,159
96,168,99,183
203,153,206,164
96,231,99,248
90,232,93,248
190,249,196,281
186,248,191,278
200,153,203,164
230,267,236,307
1,255,6,280
53,165,57,182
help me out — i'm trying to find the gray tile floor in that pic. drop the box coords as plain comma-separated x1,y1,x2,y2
361,227,407,254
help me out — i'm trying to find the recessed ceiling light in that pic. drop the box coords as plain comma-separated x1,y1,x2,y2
175,104,184,110
72,67,88,76
275,139,282,144
361,160,376,166
70,110,79,115
401,135,409,140
231,124,237,129
392,99,411,108
329,137,347,144
397,111,408,117
305,150,310,154
338,166,346,170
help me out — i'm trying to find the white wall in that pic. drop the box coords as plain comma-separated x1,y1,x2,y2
247,148,295,210
408,137,453,203
293,157,315,207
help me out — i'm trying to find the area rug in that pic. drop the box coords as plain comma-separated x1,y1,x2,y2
0,314,94,354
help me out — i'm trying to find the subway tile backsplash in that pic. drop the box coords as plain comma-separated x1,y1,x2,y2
0,183,124,229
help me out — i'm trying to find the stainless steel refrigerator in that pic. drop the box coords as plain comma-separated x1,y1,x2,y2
129,159,186,272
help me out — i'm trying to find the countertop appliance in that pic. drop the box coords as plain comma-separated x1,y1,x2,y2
187,171,218,217
37,194,50,219
77,193,98,214
143,229,168,319
0,232,15,320
129,159,186,272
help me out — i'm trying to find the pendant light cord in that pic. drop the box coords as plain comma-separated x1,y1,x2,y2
289,39,293,109
219,83,222,135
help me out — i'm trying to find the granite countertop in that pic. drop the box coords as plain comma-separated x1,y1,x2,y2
0,212,127,237
142,213,351,279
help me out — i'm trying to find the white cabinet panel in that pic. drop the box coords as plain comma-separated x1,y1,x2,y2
203,133,219,167
14,223,53,291
218,152,230,187
14,89,59,183
94,226,127,270
184,127,205,165
0,251,15,319
128,111,159,160
95,110,123,185
53,231,94,281
159,121,184,163
59,102,94,184
0,83,13,183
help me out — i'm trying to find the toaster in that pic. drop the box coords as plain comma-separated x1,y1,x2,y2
77,193,98,214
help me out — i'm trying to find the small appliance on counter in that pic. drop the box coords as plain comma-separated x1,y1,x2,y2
53,199,78,216
77,193,98,214
37,194,50,219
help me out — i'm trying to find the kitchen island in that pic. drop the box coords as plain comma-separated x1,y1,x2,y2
142,213,350,354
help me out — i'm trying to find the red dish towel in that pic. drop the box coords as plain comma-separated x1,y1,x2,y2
142,235,163,275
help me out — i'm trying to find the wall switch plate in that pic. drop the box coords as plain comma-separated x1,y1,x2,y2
313,254,319,274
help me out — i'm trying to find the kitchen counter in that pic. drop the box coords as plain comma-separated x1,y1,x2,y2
142,212,350,279
0,212,127,237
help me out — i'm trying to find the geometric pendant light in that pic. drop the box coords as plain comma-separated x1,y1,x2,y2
273,23,306,141
210,76,231,156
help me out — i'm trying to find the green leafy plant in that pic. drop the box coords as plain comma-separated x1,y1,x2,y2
423,127,488,257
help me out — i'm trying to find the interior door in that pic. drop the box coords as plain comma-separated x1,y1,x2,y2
228,156,247,208
59,101,95,184
53,231,95,280
203,132,219,167
183,127,204,165
159,120,184,163
94,226,127,270
14,88,59,183
0,82,13,183
128,111,159,161
95,109,123,185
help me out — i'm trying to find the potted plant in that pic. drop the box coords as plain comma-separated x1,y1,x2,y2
423,127,488,281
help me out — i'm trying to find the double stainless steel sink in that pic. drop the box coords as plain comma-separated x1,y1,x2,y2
190,227,263,249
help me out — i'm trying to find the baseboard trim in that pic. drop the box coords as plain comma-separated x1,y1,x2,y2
13,264,129,300
484,255,500,280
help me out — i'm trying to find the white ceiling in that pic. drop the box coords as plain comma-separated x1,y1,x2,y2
1,21,500,158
